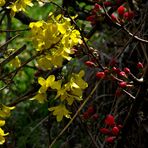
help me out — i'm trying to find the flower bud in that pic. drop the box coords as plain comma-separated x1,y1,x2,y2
124,11,134,21
104,1,112,7
119,81,127,88
117,6,126,16
119,71,127,78
137,62,143,69
112,126,119,135
92,113,99,121
105,136,116,143
87,106,95,115
96,72,105,79
85,61,95,67
111,14,117,22
105,114,115,126
100,128,111,134
83,112,90,120
124,67,130,74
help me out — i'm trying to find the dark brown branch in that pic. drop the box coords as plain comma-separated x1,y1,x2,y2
0,45,26,66
15,12,37,25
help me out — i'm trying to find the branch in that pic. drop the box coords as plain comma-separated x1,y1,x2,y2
0,45,26,66
15,12,37,25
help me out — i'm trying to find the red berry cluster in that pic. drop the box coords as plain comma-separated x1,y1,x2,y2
99,114,123,143
112,5,135,24
85,59,144,89
86,3,103,25
86,2,135,25
82,105,99,121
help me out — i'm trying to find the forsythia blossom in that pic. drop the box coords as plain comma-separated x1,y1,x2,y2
0,105,15,144
8,0,33,16
48,104,71,122
55,70,88,105
0,105,15,118
30,14,87,122
32,75,62,103
32,70,88,122
29,14,82,70
49,70,88,121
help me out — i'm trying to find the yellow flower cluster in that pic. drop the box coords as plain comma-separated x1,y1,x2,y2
30,14,87,122
32,70,88,122
49,70,88,122
29,14,82,70
8,0,33,16
0,105,15,145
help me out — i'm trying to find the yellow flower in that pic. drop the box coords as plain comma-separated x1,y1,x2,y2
0,128,9,145
55,70,88,105
0,0,5,7
0,105,15,118
9,0,33,16
38,75,61,93
32,75,62,103
70,70,88,90
48,104,71,122
29,14,81,70
37,57,53,70
32,93,47,104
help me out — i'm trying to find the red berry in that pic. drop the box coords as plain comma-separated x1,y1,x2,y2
112,66,117,71
119,81,127,88
112,126,120,135
83,112,90,120
86,15,95,22
105,136,116,143
117,6,126,16
104,69,110,74
124,67,130,74
92,113,99,120
111,14,117,22
104,1,112,7
112,67,121,74
85,61,95,67
119,71,127,78
87,106,95,115
99,128,111,134
105,115,115,126
137,62,143,69
94,3,102,11
124,11,134,21
96,72,105,79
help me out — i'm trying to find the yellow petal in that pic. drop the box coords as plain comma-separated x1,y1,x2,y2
46,75,55,88
0,136,5,145
0,120,5,127
0,128,9,136
32,93,47,103
38,77,46,86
